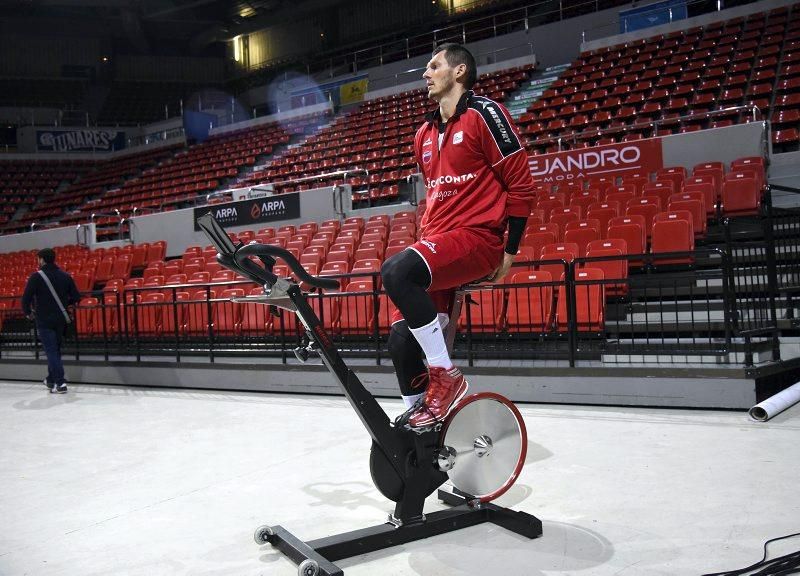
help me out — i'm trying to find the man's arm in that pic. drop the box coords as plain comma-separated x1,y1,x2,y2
67,276,81,306
21,275,36,316
474,101,536,280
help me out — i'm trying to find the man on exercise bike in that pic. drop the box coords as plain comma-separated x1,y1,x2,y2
381,43,536,429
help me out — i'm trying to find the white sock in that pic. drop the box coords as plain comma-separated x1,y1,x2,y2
409,316,453,369
402,392,425,409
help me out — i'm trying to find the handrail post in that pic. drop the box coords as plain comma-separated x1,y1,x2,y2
761,187,782,361
465,291,474,367
372,274,381,365
566,261,577,368
206,285,215,363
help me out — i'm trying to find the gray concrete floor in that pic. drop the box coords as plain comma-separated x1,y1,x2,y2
1,379,799,576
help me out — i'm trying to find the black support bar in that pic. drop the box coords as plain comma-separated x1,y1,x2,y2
260,501,542,575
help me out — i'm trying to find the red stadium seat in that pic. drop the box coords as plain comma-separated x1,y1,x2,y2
309,291,340,333
722,174,761,216
136,292,165,336
505,271,554,333
668,196,706,236
586,207,618,238
651,217,694,265
556,268,605,332
538,243,577,281
214,288,245,335
111,256,132,282
521,230,556,260
185,288,216,335
459,288,504,333
75,297,101,336
683,181,718,216
131,244,149,270
146,241,166,265
340,281,376,334
95,257,115,284
625,203,660,240
563,227,600,258
607,216,646,261
241,287,272,335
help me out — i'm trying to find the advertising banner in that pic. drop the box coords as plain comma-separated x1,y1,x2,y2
36,129,126,152
340,78,369,106
528,138,664,184
193,193,300,230
232,185,274,202
619,0,688,34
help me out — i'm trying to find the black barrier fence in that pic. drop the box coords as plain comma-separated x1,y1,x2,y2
0,246,784,367
768,186,800,321
4,183,799,368
720,185,799,365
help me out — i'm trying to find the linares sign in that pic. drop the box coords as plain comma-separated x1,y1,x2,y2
193,193,300,230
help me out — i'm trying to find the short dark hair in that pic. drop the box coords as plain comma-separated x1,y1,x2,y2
432,42,477,90
37,248,56,264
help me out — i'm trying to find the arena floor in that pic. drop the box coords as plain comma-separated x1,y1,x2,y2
1,379,798,576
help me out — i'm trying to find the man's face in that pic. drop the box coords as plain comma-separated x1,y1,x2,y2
422,51,462,101
38,257,45,268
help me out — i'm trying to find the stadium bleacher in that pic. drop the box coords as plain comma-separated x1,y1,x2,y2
0,1,794,369
0,149,769,342
518,4,800,153
235,66,534,207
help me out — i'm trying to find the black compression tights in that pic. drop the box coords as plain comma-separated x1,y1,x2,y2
380,249,436,329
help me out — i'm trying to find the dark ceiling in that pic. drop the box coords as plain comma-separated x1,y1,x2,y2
1,0,350,55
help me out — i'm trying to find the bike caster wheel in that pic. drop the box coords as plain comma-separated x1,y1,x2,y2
298,559,319,576
254,525,274,545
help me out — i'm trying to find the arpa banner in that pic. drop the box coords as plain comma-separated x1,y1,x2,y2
528,138,664,184
37,129,126,153
193,193,300,230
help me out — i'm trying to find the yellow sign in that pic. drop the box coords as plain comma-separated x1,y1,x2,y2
340,78,369,105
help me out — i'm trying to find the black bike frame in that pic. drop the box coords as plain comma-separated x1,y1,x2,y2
197,213,408,477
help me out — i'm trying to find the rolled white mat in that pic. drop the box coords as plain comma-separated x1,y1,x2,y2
749,381,800,422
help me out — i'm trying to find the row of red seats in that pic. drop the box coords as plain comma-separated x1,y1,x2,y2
533,157,765,228
466,268,605,333
522,6,800,153
0,161,94,232
52,115,324,231
17,145,183,231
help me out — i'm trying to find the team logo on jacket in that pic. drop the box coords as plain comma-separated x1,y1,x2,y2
452,131,463,145
420,239,437,254
422,150,432,163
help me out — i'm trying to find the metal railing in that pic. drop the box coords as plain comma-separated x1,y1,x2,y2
0,246,774,367
240,0,610,79
4,188,799,368
361,42,535,88
526,105,763,152
580,0,756,44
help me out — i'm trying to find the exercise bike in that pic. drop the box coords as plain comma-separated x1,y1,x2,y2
197,213,542,576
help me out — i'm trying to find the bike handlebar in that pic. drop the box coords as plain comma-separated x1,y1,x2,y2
196,212,340,291
235,243,340,291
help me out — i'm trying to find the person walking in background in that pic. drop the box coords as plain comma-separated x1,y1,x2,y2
21,248,81,394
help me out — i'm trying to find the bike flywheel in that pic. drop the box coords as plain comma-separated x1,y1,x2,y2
440,392,527,503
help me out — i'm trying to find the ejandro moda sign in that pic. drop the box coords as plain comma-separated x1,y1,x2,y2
527,138,664,184
193,192,300,230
